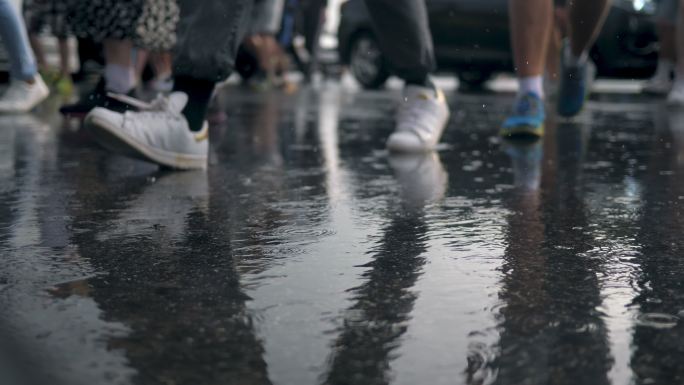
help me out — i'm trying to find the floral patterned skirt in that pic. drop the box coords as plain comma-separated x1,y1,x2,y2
67,0,179,50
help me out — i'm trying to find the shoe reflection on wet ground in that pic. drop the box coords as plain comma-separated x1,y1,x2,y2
0,84,683,385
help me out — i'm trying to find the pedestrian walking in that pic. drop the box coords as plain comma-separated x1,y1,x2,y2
363,0,450,153
501,0,611,137
0,0,50,113
642,0,677,95
60,0,179,116
84,0,255,170
667,0,684,105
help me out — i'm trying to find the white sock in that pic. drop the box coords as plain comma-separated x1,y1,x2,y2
672,74,684,91
654,59,674,80
518,76,544,98
104,64,136,94
563,44,588,68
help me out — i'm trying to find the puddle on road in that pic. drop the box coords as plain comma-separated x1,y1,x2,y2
0,88,683,384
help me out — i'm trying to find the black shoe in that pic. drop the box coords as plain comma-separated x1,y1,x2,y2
59,79,138,117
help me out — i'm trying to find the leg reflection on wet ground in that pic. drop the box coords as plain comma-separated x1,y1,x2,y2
0,84,683,385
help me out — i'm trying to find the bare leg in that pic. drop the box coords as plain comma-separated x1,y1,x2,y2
58,38,70,77
29,34,47,71
103,39,132,67
509,0,553,78
676,1,684,79
666,1,684,102
545,16,562,81
660,22,677,63
502,0,553,136
135,48,149,82
643,20,676,92
567,0,611,58
150,51,173,79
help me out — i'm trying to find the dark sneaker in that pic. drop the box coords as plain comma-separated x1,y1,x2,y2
59,79,137,117
500,92,545,138
557,44,596,117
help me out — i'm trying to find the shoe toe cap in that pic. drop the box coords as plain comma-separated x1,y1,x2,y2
87,107,125,130
387,131,429,152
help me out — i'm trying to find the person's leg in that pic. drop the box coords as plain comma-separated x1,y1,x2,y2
667,0,684,104
59,38,136,116
676,1,684,79
546,5,568,85
103,39,136,94
0,0,49,112
566,0,611,63
364,0,434,86
555,0,610,117
657,22,677,63
61,38,137,115
660,23,677,67
301,0,326,78
172,0,255,132
53,37,75,95
644,0,676,95
85,0,255,169
364,0,449,152
501,0,553,137
24,1,51,75
509,0,553,96
29,35,48,72
150,51,172,80
58,38,70,76
134,48,150,82
147,51,174,92
0,0,39,82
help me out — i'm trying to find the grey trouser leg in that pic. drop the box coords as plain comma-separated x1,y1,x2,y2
364,0,435,83
174,0,255,82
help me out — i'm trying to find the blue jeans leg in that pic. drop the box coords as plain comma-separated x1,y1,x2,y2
0,0,37,81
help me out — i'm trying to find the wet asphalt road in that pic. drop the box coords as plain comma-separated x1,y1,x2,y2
1,81,684,385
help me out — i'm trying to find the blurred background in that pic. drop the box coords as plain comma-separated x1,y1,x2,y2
0,0,663,92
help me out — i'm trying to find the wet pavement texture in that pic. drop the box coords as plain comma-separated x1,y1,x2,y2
1,83,684,385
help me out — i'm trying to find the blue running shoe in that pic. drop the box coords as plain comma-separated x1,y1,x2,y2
500,92,545,138
557,44,596,117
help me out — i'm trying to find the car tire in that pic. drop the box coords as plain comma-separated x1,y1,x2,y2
457,70,492,90
349,32,390,89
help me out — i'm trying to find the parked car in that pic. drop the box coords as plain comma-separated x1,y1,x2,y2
338,0,659,89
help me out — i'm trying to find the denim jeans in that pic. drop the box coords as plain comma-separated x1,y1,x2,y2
174,0,254,82
364,0,435,84
0,0,37,81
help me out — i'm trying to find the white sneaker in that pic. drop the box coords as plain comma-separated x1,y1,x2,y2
667,84,684,106
387,84,450,152
0,75,49,113
85,92,209,170
643,76,672,95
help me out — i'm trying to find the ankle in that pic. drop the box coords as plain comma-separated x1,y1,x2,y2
173,76,215,132
564,44,588,68
105,64,136,94
518,76,544,99
406,77,437,98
